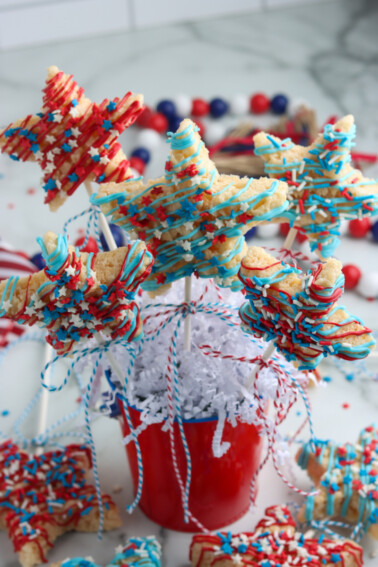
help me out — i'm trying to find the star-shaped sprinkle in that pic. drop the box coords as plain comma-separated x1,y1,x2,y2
92,119,289,293
190,505,363,566
0,441,121,567
0,231,153,354
239,246,375,370
0,66,143,211
254,115,378,257
297,425,378,538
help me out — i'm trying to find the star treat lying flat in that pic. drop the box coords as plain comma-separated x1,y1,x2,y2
254,115,378,257
52,536,161,567
0,441,121,567
92,119,289,293
0,232,153,354
0,66,143,211
297,425,378,539
190,505,363,567
239,247,375,370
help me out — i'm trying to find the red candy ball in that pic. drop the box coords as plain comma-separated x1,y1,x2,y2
193,119,205,138
135,106,153,128
279,223,290,237
191,98,210,117
147,112,168,133
250,93,270,114
349,218,371,238
342,264,361,290
74,236,99,254
129,156,146,175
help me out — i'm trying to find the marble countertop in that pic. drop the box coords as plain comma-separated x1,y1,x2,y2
0,0,377,565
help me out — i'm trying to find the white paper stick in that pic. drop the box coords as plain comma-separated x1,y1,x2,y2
184,276,192,351
283,226,298,250
85,180,117,251
35,342,54,455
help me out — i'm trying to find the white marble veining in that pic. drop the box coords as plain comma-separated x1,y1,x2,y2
0,1,377,566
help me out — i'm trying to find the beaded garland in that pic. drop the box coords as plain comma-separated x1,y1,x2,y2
56,536,161,567
0,232,153,354
239,247,375,370
253,115,378,258
297,425,378,539
0,441,121,567
0,66,143,211
190,505,364,567
92,119,289,293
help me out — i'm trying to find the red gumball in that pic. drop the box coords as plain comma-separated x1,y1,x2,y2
75,236,99,254
147,112,168,133
191,98,210,117
129,156,146,175
250,93,270,114
135,106,153,128
193,119,205,138
348,218,371,238
342,264,361,290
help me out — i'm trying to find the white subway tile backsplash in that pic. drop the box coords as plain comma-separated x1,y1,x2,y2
0,0,131,50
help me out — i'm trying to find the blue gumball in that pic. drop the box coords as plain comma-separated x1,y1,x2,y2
131,147,151,164
100,223,124,251
156,99,177,120
209,97,229,118
244,227,257,241
371,220,378,243
270,94,289,115
30,252,46,270
169,115,184,133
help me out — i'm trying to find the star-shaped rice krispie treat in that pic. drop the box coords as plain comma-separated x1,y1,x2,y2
0,441,121,567
0,66,143,210
239,246,375,370
190,505,363,566
0,232,153,354
92,119,289,294
297,425,378,539
254,115,378,257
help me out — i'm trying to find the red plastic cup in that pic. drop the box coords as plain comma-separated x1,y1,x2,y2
119,404,264,531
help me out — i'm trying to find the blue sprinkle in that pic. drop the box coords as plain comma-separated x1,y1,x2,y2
323,376,332,382
107,101,117,112
1,410,9,417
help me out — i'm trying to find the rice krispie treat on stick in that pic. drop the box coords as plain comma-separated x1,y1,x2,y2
239,246,375,370
0,66,143,210
93,119,289,293
0,232,153,354
254,115,378,257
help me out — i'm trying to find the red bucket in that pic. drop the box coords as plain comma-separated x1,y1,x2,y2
119,404,264,531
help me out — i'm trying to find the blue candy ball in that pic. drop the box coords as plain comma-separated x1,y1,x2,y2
156,99,177,119
131,147,151,164
371,220,378,242
100,223,124,251
209,97,229,118
169,115,184,133
30,252,46,270
244,227,257,241
270,94,289,115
